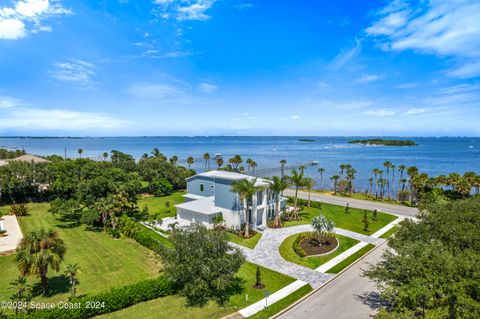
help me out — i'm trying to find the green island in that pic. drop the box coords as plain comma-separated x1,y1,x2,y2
348,138,417,146
298,138,316,142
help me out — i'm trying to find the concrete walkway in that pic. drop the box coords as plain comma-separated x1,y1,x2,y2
0,215,23,255
315,242,369,273
284,189,418,217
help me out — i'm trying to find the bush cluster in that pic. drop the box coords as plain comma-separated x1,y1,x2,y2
9,203,29,216
293,233,312,257
19,276,176,319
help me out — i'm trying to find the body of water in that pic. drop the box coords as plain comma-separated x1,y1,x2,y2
1,136,479,191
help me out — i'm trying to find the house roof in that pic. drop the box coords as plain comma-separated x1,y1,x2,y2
187,170,271,186
175,196,221,215
182,193,206,200
8,155,49,164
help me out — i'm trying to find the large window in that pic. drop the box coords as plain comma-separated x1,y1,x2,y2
257,190,263,205
200,184,204,192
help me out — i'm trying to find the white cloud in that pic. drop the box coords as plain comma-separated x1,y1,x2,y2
154,0,217,21
0,0,72,40
234,3,253,10
329,38,361,70
366,0,480,78
356,74,383,83
393,82,420,89
317,81,330,88
0,96,22,108
127,82,186,99
290,115,300,120
403,108,425,115
49,60,95,85
198,82,218,93
365,108,395,117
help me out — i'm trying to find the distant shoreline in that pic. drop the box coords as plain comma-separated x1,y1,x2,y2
348,139,418,146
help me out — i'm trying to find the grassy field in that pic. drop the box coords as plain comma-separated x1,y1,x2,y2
379,225,399,239
249,284,313,319
138,191,185,218
283,204,397,236
316,190,415,207
227,232,262,249
325,243,375,274
96,261,295,319
279,232,359,269
0,203,161,304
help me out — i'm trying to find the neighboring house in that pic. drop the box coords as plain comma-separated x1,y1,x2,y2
175,170,286,230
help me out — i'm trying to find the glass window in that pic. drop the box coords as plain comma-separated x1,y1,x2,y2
257,190,263,205
200,184,204,192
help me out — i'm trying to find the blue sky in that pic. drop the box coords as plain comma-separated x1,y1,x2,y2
1,0,480,136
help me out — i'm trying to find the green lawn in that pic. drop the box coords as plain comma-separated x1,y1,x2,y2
138,191,185,218
279,232,359,269
227,232,262,249
0,203,161,304
325,243,375,274
249,284,313,319
324,191,414,207
96,261,295,319
379,225,399,239
283,204,397,236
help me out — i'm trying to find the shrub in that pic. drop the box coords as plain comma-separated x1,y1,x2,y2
20,276,176,319
9,203,28,216
293,233,308,257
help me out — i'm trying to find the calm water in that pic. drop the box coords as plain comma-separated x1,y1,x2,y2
1,136,479,191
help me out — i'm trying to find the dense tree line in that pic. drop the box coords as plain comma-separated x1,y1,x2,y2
0,148,26,159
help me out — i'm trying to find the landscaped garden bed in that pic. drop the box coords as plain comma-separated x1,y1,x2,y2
293,232,339,257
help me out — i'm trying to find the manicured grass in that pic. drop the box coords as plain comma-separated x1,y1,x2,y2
283,204,397,236
325,243,375,274
0,203,161,305
249,284,313,319
96,261,295,319
279,232,359,269
138,191,185,218
327,191,414,207
227,232,262,249
379,225,399,239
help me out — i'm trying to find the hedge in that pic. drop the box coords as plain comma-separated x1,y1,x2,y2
134,223,172,249
20,276,176,319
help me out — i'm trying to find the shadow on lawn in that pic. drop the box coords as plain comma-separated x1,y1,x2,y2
33,275,72,297
55,212,82,229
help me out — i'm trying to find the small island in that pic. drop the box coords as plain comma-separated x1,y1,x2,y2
348,139,417,146
298,138,316,142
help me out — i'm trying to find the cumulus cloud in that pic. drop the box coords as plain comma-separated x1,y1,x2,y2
49,59,95,85
0,0,72,40
198,83,218,93
366,0,480,78
154,0,217,21
365,108,395,117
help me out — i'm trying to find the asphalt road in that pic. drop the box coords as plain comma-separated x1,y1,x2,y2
276,240,389,319
284,189,418,218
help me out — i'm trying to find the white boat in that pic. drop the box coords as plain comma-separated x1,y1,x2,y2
468,145,474,149
272,146,278,151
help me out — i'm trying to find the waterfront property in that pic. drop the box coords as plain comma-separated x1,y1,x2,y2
175,170,286,230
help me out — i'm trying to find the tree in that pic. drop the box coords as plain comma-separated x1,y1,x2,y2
187,156,194,169
344,203,350,214
311,214,335,245
246,158,252,172
304,177,315,207
250,161,257,174
228,155,243,171
203,153,210,171
390,164,396,200
362,210,369,231
373,168,380,199
318,167,325,191
64,263,80,299
255,266,263,288
330,175,340,194
16,229,66,295
151,148,167,161
216,157,224,168
77,148,83,158
373,209,378,221
169,155,178,165
346,167,356,196
383,161,392,199
368,177,374,197
9,276,32,315
159,224,245,307
270,176,289,227
230,178,262,238
290,169,305,219
280,159,287,179
102,152,109,161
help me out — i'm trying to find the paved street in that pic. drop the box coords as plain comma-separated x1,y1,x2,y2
276,240,389,319
284,189,418,217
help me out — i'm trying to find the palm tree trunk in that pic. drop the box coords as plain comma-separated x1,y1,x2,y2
274,194,281,227
243,198,249,238
308,188,311,207
41,271,48,295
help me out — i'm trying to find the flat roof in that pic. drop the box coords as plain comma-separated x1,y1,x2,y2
175,196,221,215
182,193,206,200
187,170,270,186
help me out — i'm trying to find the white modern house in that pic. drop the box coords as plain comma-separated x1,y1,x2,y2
175,170,286,230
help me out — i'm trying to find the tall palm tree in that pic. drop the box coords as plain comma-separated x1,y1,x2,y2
77,148,83,158
16,229,66,295
289,169,305,219
250,161,258,174
102,152,108,161
229,155,243,171
246,158,253,172
372,168,379,199
339,164,346,176
318,167,325,191
230,178,262,238
186,156,194,169
203,153,210,171
407,166,419,201
304,177,315,207
383,161,392,199
390,164,396,200
216,157,224,168
368,177,374,197
10,275,31,315
330,175,340,194
346,167,356,196
270,176,289,227
169,155,178,165
280,160,287,179
65,263,80,298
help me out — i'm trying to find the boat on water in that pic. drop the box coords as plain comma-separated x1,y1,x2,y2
468,145,474,149
272,146,278,151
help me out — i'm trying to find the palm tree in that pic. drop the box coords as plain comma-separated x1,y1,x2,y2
270,176,289,227
280,160,287,179
250,161,258,174
151,147,161,158
230,178,262,238
372,168,379,198
77,148,83,158
169,155,178,165
383,161,392,199
216,157,224,168
330,175,340,194
397,164,406,199
186,156,194,169
368,177,373,197
390,164,396,200
246,158,253,172
10,276,31,315
203,153,210,171
16,229,66,295
102,152,108,161
407,166,419,201
339,164,346,175
289,169,305,219
65,263,80,298
318,168,325,191
346,167,356,196
304,177,315,207
229,155,243,171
